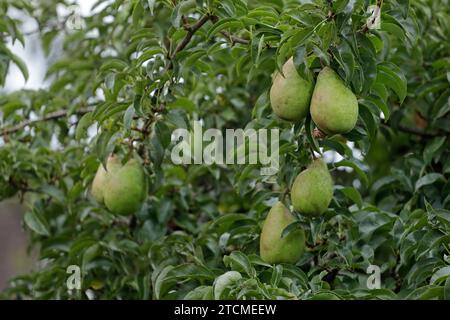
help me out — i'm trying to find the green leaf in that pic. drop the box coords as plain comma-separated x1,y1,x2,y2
321,139,353,158
333,0,350,13
293,45,310,80
332,42,354,83
95,130,121,167
423,137,446,165
270,265,283,287
381,22,405,42
254,34,265,66
376,63,407,103
82,243,100,270
248,7,279,21
24,210,50,236
39,185,65,203
371,83,388,102
153,265,174,299
136,47,163,66
415,173,445,190
281,221,302,238
148,124,165,167
338,186,363,208
334,160,368,186
223,251,256,278
9,52,29,81
290,27,314,48
213,271,242,299
207,18,243,40
358,102,377,141
445,277,450,300
430,266,450,285
210,214,256,234
1,99,26,119
100,59,128,72
96,102,130,122
167,97,197,112
123,105,135,131
365,95,390,121
75,112,94,141
406,285,444,300
0,43,29,81
132,0,144,26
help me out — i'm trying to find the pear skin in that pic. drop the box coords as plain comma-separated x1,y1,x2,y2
270,57,314,121
91,155,121,204
104,159,147,215
310,67,358,134
260,202,305,264
291,159,333,217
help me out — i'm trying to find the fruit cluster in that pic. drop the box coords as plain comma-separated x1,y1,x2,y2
260,58,358,264
91,156,147,215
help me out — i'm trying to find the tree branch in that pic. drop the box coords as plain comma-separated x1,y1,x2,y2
220,30,249,45
396,125,438,138
167,15,249,69
130,126,149,134
210,15,249,45
169,14,211,63
1,106,94,136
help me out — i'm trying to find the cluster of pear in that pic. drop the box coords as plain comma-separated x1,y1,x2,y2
270,57,358,133
91,155,147,215
260,159,333,264
260,58,357,264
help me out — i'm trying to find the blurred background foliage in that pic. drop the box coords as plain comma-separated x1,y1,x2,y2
0,0,449,299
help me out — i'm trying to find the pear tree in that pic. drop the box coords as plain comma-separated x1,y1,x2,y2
0,0,448,301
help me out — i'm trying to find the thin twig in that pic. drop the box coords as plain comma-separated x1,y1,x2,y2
396,125,438,138
130,126,149,134
220,30,249,45
167,14,249,69
1,106,94,136
168,14,211,67
210,15,249,45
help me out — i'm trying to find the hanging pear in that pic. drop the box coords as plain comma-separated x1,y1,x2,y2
91,155,121,204
104,159,147,215
270,57,314,121
310,67,358,134
291,159,333,217
260,202,305,264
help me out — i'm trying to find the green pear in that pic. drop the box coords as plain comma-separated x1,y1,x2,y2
291,159,333,217
91,155,121,204
310,67,358,134
270,57,314,121
260,201,305,264
104,159,147,215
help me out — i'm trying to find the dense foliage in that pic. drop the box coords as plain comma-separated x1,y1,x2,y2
0,0,449,300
